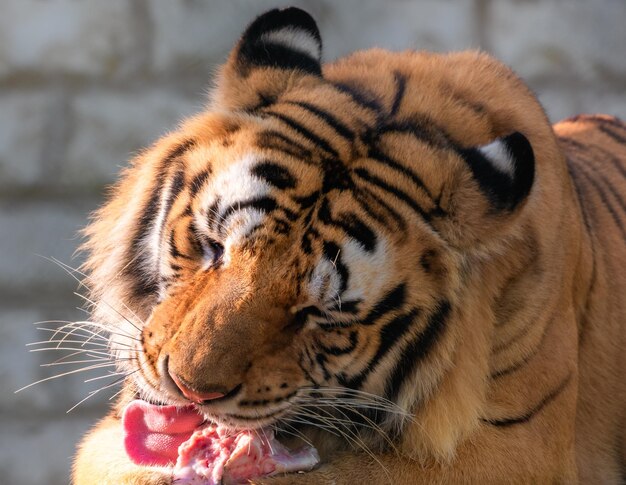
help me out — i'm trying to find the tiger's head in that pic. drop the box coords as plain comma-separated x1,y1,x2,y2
84,8,565,459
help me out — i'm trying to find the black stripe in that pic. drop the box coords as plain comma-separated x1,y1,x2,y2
460,134,535,212
293,191,319,209
373,308,421,371
482,373,572,427
322,240,349,293
598,121,626,145
340,308,419,390
257,130,313,161
251,160,297,189
354,186,408,232
440,81,487,116
189,169,211,197
490,294,551,377
219,196,278,234
575,157,626,217
290,305,324,331
490,345,541,380
492,319,534,355
336,213,377,252
187,220,204,255
264,111,339,158
328,299,361,314
368,147,436,201
390,71,406,116
354,167,432,221
331,81,384,117
238,42,321,76
315,352,331,380
273,217,290,234
206,197,222,233
385,300,450,402
286,101,356,141
281,206,298,222
321,157,353,193
298,347,320,387
378,119,453,152
561,135,626,181
301,227,318,255
570,159,626,244
362,283,406,325
237,7,321,76
162,169,185,223
169,229,193,261
564,154,594,235
126,139,195,298
317,199,377,253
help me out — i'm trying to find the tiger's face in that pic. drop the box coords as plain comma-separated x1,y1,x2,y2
88,8,537,446
131,104,455,431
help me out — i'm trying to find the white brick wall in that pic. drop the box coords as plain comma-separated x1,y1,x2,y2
65,89,201,186
0,92,55,188
0,1,137,79
1,1,624,484
488,0,626,84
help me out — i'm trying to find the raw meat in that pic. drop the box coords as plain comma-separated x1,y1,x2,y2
173,424,319,485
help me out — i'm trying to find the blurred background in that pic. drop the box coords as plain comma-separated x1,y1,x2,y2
0,0,624,483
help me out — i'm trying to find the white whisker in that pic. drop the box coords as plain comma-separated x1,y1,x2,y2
66,371,137,413
15,362,119,393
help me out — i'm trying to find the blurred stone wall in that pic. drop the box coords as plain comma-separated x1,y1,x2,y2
0,1,624,483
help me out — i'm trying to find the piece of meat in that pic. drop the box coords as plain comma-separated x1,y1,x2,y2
122,399,319,484
173,424,320,485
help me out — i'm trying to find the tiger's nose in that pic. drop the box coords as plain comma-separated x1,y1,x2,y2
168,369,226,403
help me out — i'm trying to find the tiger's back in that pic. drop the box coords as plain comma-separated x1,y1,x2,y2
556,115,626,482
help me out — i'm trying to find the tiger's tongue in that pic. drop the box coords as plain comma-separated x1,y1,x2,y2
122,399,206,466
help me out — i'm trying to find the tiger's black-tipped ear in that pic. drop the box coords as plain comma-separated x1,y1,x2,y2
235,7,322,77
459,132,535,211
212,8,323,111
435,132,535,248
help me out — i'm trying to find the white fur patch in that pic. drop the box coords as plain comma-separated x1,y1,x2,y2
196,153,271,264
339,237,390,305
260,27,321,61
479,139,515,176
309,258,343,305
308,236,390,313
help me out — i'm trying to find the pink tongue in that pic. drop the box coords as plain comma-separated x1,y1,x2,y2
123,400,205,466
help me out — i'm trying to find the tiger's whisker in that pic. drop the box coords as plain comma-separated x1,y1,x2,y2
84,370,130,383
296,405,392,481
41,358,121,367
73,292,143,334
36,327,109,343
43,256,145,332
66,371,137,413
27,339,113,349
272,421,315,449
15,362,121,393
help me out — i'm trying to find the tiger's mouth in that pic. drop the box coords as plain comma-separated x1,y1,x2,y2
134,378,298,432
122,397,320,483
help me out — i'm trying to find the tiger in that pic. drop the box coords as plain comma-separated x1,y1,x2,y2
71,7,625,485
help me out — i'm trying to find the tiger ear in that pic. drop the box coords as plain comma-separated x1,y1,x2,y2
211,7,323,111
436,132,535,246
459,132,535,211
